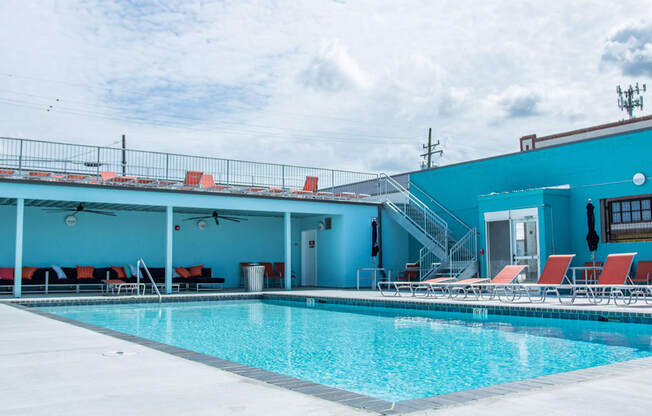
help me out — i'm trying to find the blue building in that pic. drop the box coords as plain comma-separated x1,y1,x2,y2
1,115,651,297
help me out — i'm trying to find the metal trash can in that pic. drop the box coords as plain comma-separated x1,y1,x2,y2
244,265,265,292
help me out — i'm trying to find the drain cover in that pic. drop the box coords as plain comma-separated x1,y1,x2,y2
102,351,136,357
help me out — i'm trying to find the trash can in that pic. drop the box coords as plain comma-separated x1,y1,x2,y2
244,265,265,292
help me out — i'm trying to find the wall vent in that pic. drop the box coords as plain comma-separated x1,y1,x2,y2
324,217,332,230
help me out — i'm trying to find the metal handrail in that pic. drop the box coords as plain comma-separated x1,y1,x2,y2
136,258,162,303
408,181,472,232
379,173,448,254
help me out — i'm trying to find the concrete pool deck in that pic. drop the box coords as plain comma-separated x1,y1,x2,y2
2,289,652,414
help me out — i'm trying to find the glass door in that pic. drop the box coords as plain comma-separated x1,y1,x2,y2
511,218,539,282
485,209,539,282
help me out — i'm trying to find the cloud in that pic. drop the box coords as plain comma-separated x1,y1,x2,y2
1,0,650,174
602,22,652,76
298,41,373,92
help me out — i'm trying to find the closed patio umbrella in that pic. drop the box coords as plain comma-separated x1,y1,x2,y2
371,218,380,259
586,199,600,278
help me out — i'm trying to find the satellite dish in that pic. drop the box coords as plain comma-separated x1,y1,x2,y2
197,220,207,230
65,215,77,227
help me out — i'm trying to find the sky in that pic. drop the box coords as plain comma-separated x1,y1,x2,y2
0,0,651,174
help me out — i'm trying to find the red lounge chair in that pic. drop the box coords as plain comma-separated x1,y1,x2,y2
336,192,355,198
575,253,637,304
0,169,14,176
199,174,228,191
248,187,266,192
66,174,88,182
28,171,51,179
633,261,652,284
100,171,117,182
508,254,575,303
182,171,203,189
292,176,318,195
268,187,284,193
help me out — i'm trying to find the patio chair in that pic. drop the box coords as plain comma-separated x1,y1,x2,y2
291,176,318,195
573,253,638,305
633,261,652,285
0,169,14,177
379,276,455,297
182,171,203,189
502,254,575,303
199,174,228,191
261,262,283,288
273,262,295,287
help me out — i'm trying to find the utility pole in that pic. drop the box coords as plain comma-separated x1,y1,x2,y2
617,83,646,119
121,134,126,176
421,128,443,169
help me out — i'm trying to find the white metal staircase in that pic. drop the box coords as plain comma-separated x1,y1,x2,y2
378,174,478,280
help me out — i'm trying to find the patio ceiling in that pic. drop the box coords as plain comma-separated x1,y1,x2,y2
0,198,315,218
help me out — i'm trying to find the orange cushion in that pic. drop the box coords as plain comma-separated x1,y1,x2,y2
76,266,95,279
0,267,15,280
22,267,38,280
110,266,127,279
175,267,191,278
189,265,203,277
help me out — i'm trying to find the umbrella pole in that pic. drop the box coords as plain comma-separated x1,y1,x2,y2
592,252,596,283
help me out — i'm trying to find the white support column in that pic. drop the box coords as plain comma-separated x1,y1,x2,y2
13,198,24,298
165,206,173,295
284,212,291,291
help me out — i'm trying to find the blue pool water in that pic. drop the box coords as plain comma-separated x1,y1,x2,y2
38,299,652,401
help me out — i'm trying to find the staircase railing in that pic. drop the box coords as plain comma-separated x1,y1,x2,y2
136,258,162,303
418,247,442,280
448,227,478,277
378,173,448,255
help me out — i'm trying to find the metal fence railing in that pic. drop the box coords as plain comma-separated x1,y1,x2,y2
0,137,381,202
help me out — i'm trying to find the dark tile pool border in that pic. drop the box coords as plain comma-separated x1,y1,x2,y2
4,294,652,415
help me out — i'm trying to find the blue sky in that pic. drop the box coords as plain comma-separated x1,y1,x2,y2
0,0,650,173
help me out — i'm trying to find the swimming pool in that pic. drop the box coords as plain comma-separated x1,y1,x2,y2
38,299,652,402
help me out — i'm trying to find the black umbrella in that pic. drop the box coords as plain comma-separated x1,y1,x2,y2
586,200,599,252
586,200,600,280
371,218,380,258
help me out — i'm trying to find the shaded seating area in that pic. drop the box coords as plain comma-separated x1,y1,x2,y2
0,264,225,295
240,262,294,288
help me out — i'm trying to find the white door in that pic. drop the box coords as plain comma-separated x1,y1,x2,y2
301,230,317,286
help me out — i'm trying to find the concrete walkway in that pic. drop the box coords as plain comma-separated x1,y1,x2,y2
0,304,369,416
1,294,652,415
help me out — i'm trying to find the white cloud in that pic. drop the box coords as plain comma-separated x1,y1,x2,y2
0,0,650,174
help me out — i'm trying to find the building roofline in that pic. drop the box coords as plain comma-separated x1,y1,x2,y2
407,115,652,176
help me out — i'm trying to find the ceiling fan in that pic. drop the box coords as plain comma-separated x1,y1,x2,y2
184,210,247,225
43,203,117,216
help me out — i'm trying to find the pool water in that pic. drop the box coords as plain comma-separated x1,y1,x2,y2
38,299,652,402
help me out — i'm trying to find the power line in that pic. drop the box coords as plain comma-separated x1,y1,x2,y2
0,89,418,143
0,97,420,145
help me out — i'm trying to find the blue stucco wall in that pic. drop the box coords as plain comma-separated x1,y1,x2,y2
0,182,379,288
409,128,652,274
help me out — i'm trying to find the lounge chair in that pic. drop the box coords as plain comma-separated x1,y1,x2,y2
435,277,490,299
633,261,652,285
500,254,575,303
379,276,456,297
291,176,318,196
471,265,528,300
181,171,203,189
572,253,638,304
199,173,228,191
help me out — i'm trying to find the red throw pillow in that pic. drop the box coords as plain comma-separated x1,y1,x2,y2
110,266,126,278
0,267,15,280
22,267,38,280
175,267,191,278
189,265,203,277
76,266,95,279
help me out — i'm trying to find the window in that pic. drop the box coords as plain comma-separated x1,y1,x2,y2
602,195,652,242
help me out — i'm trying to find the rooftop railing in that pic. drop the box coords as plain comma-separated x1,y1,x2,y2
0,137,381,202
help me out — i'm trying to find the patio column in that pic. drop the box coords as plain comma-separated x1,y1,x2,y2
165,206,173,294
14,198,24,298
284,212,291,290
